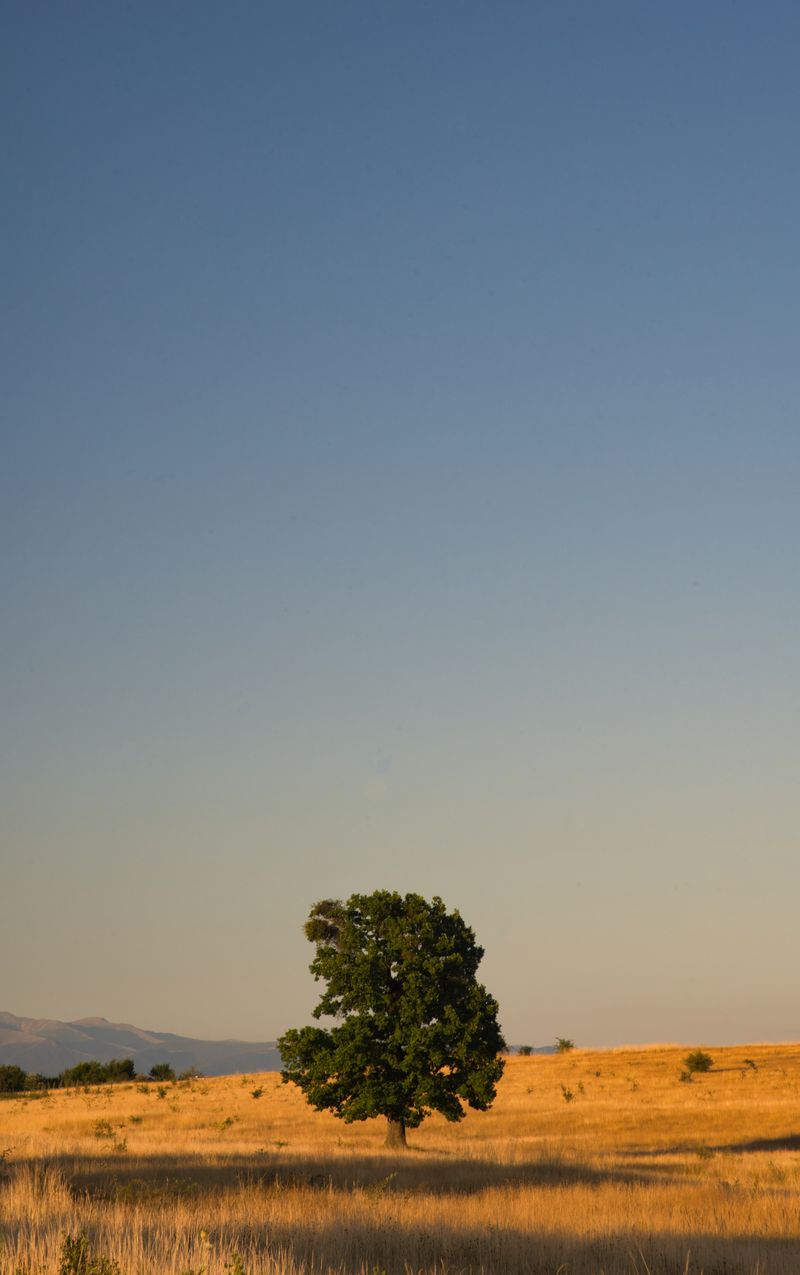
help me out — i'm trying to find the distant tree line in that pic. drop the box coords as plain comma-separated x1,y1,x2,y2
0,1059,192,1093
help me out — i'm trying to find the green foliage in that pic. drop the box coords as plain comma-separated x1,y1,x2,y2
60,1059,135,1087
61,1062,105,1087
683,1050,714,1075
224,1255,247,1275
2,1059,136,1094
58,1231,122,1275
148,1063,176,1082
678,1069,693,1083
112,1177,198,1204
279,891,506,1143
517,1046,533,1056
365,1171,397,1197
0,1065,27,1094
92,1121,126,1153
105,1059,136,1082
250,1087,263,1099
560,1084,574,1103
555,1038,575,1053
25,1073,54,1091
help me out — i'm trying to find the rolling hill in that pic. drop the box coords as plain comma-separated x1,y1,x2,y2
0,1011,282,1076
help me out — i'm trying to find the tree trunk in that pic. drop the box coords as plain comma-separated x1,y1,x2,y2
385,1116,407,1149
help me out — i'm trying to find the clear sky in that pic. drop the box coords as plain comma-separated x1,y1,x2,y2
3,2,799,1048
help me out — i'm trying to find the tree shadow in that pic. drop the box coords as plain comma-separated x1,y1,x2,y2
722,1133,800,1154
12,1147,683,1199
626,1132,800,1157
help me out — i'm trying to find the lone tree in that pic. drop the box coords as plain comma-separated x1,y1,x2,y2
278,891,506,1148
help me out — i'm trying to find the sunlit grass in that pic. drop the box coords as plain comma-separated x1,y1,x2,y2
2,1043,800,1272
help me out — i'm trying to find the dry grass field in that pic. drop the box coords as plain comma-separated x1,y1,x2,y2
2,1043,800,1274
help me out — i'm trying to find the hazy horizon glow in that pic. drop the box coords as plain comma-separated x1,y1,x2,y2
3,3,799,1049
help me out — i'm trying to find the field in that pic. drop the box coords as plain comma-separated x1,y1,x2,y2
2,1043,800,1274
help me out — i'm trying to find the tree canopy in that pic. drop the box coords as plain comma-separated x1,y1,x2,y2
278,890,505,1147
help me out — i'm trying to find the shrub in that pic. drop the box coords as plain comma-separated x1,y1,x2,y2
517,1046,533,1056
556,1038,575,1053
683,1050,714,1075
58,1231,122,1275
149,1063,176,1082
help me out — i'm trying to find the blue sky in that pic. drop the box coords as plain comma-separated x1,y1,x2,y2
3,2,799,1046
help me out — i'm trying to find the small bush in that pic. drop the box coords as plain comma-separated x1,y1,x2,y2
59,1231,122,1275
683,1050,714,1075
517,1046,533,1056
556,1038,575,1053
148,1063,176,1082
365,1171,397,1197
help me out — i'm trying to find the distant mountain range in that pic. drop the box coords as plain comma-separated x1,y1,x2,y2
0,1012,282,1077
0,1012,557,1078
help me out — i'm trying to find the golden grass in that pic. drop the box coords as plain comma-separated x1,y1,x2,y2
3,1043,800,1273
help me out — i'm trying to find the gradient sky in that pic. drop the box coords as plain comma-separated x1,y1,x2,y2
3,2,799,1048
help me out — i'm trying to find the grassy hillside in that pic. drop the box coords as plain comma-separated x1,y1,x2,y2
2,1042,800,1273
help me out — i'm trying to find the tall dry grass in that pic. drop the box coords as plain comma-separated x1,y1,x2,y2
2,1043,800,1273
